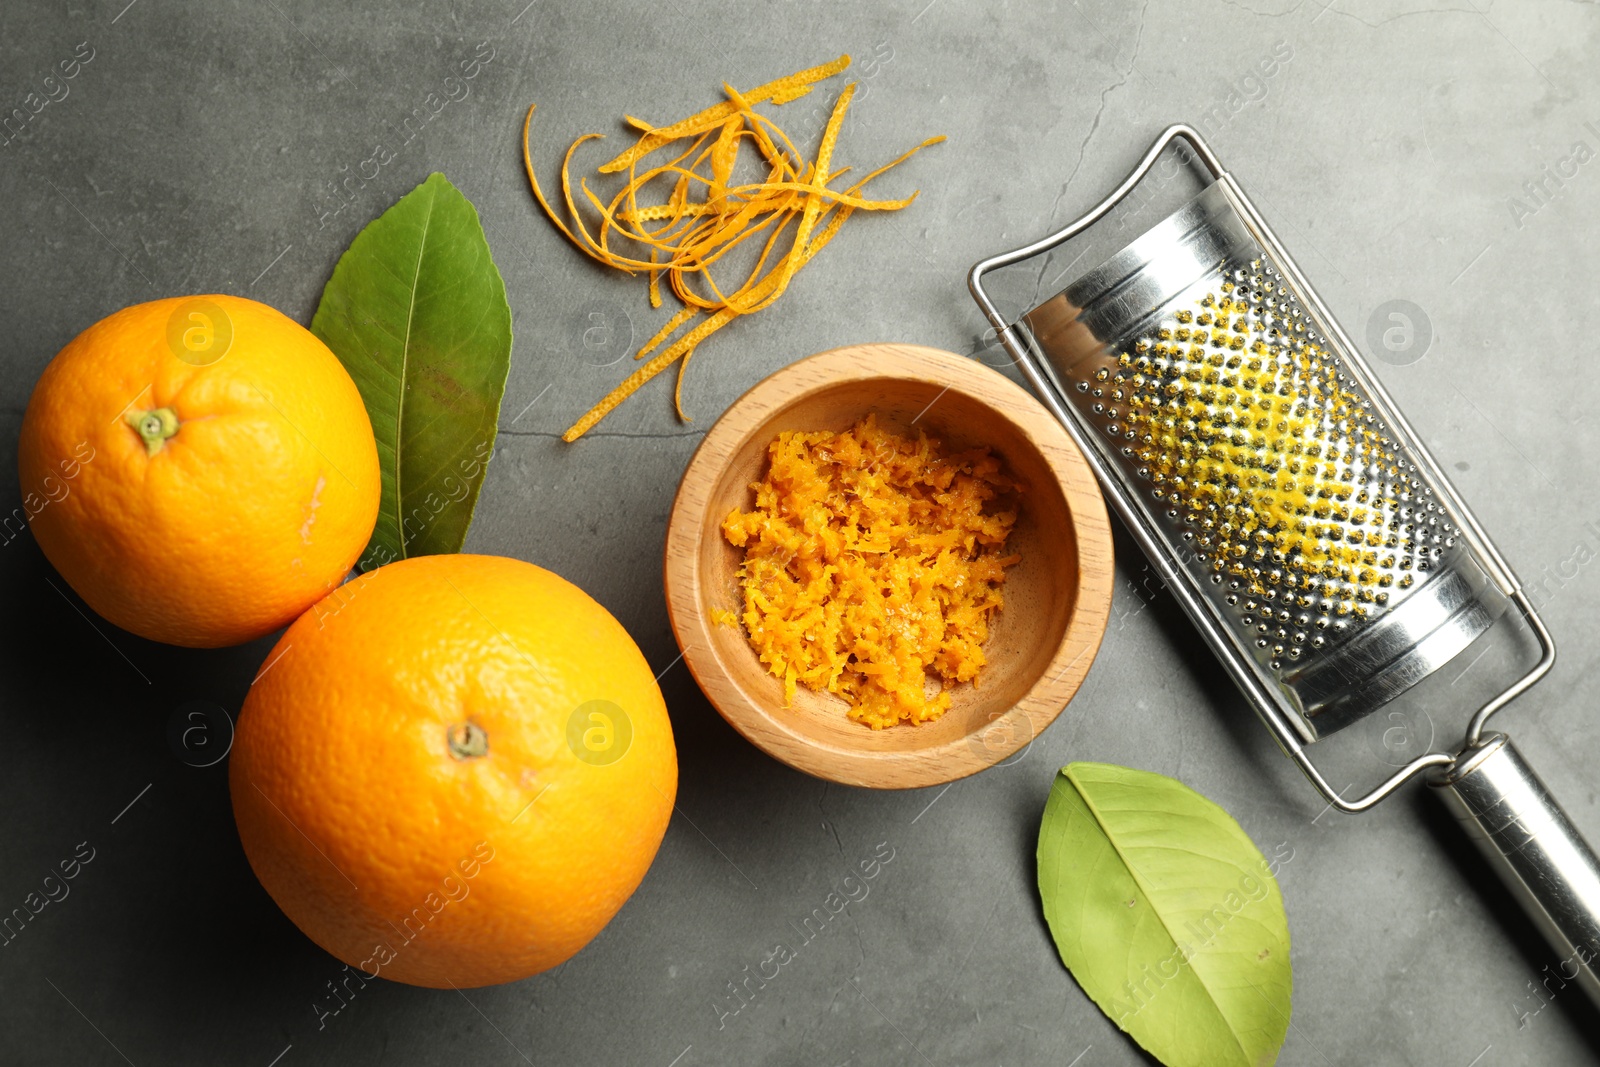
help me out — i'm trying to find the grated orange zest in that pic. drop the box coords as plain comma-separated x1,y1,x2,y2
720,416,1023,729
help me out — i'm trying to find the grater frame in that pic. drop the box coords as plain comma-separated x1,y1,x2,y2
968,125,1556,814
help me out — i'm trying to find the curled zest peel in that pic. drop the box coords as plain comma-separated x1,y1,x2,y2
520,55,944,442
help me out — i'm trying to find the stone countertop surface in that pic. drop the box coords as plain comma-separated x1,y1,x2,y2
2,0,1599,1063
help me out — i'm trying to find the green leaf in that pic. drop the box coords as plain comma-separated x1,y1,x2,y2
312,172,512,569
1037,762,1292,1067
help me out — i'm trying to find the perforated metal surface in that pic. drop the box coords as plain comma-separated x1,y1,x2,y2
1018,182,1504,736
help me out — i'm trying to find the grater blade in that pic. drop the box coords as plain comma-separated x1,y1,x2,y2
1013,181,1508,741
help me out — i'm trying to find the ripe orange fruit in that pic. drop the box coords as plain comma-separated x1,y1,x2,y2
229,553,678,989
16,295,380,647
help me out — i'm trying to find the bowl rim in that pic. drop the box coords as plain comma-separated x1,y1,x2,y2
662,342,1114,789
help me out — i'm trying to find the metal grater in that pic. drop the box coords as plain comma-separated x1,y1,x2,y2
1015,180,1506,741
971,126,1600,1000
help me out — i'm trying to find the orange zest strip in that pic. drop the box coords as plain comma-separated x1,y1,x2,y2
709,117,742,200
596,54,850,174
727,82,854,317
624,132,711,243
560,309,736,441
637,306,697,359
562,200,855,441
739,181,919,211
724,84,789,176
845,135,947,191
523,58,941,441
522,105,615,271
673,344,699,421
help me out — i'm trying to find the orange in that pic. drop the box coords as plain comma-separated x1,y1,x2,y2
16,295,380,647
228,553,678,989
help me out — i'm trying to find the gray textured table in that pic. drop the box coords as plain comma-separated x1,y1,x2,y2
3,0,1599,1063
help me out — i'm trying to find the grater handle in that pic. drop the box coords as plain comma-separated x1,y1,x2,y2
1431,733,1600,1004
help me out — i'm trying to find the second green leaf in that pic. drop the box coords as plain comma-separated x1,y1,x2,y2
1037,762,1293,1067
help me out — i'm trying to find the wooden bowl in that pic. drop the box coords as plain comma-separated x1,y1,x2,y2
663,344,1113,789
